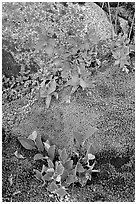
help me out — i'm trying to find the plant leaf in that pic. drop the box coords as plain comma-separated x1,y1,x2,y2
14,150,25,159
119,17,129,35
82,127,98,146
34,169,42,181
41,164,48,173
78,176,88,187
43,140,50,152
73,131,84,147
40,85,47,98
70,85,79,95
63,159,73,171
65,73,79,87
46,94,52,109
86,127,98,139
35,134,44,152
62,95,71,104
122,66,129,74
112,50,120,59
87,143,96,155
48,145,55,160
61,169,69,183
85,172,92,180
79,78,87,89
78,62,85,74
56,162,64,176
47,168,54,173
28,130,37,141
47,181,58,193
52,91,58,100
47,79,56,95
18,137,36,150
129,44,135,52
34,153,44,161
70,166,77,176
120,57,130,67
123,46,130,56
59,148,68,163
31,130,37,139
40,80,46,88
87,153,95,160
56,175,61,182
48,159,54,168
65,174,77,185
114,59,120,66
56,187,67,198
42,172,54,181
76,162,85,173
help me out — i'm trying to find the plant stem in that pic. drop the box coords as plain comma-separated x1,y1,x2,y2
107,2,114,40
102,2,104,9
128,13,135,40
115,2,119,34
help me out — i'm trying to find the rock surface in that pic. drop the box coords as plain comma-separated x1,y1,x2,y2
82,2,115,40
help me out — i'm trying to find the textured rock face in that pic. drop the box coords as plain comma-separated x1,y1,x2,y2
82,2,114,40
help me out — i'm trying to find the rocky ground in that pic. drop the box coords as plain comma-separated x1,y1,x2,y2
2,2,135,202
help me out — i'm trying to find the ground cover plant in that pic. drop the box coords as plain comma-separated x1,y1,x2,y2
2,2,135,202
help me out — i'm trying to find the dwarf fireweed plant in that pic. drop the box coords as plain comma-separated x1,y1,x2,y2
36,28,101,108
110,33,135,73
18,128,99,199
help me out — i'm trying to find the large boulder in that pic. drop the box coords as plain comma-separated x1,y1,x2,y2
82,2,115,40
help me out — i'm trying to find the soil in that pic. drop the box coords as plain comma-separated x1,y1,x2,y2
2,2,135,202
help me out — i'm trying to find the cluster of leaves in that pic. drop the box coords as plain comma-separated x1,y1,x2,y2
18,127,99,199
110,33,135,73
105,2,135,73
37,27,101,108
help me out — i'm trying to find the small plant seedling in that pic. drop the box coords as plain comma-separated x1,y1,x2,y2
14,150,25,159
110,33,134,72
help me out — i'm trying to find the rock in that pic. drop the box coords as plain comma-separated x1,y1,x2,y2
82,2,115,40
60,2,115,41
2,49,21,78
